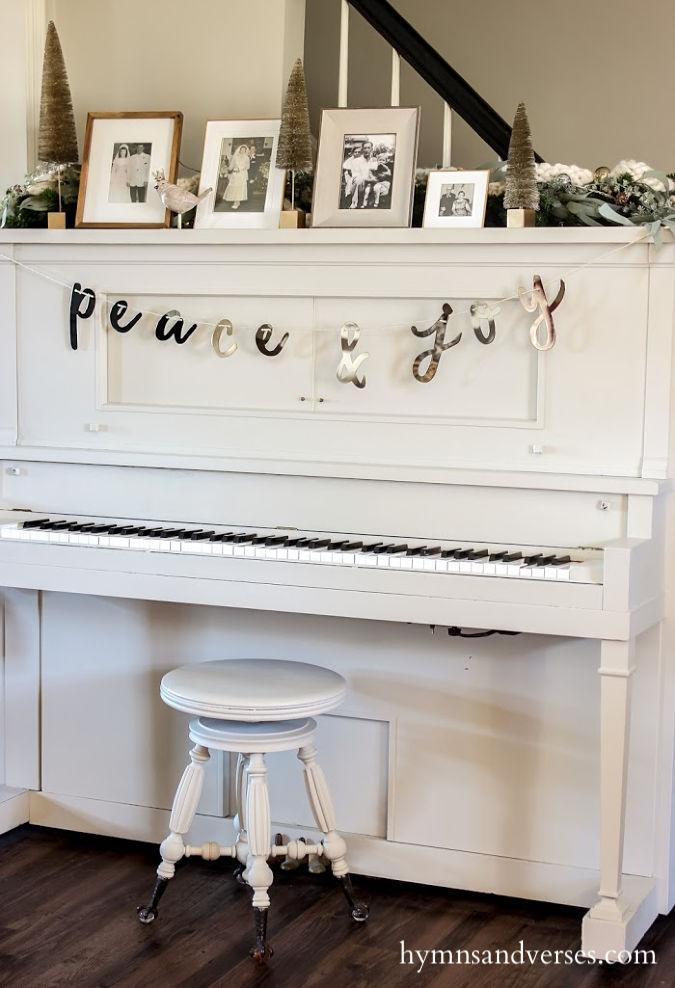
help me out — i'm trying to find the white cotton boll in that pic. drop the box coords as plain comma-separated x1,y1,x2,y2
534,162,593,185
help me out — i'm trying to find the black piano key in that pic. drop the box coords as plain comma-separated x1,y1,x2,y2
551,555,571,565
466,549,489,560
301,539,331,549
89,524,114,534
157,529,187,539
420,546,442,557
22,518,53,529
342,541,363,551
441,548,461,558
142,528,165,537
250,536,270,545
535,555,556,567
362,542,385,553
48,521,72,531
503,552,523,562
285,537,307,547
406,546,427,556
232,533,257,544
489,550,507,561
384,544,408,554
325,539,349,550
453,549,471,559
265,535,289,546
524,553,543,566
187,531,215,541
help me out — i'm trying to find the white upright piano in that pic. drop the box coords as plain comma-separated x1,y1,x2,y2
0,226,673,958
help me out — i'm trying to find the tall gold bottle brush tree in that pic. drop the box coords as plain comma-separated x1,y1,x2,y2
504,102,539,228
39,21,79,228
276,59,313,228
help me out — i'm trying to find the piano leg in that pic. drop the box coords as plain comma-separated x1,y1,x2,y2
582,638,657,957
245,752,274,962
297,743,369,923
137,743,210,923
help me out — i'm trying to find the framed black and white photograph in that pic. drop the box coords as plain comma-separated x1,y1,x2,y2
313,107,419,228
76,112,182,228
194,120,286,229
422,169,490,229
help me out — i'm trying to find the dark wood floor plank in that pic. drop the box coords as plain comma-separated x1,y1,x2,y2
0,826,670,988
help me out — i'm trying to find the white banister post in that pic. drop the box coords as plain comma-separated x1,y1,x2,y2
390,49,400,106
338,0,349,107
442,102,452,167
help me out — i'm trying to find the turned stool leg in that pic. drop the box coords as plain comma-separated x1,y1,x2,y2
232,753,250,883
245,752,274,961
138,743,210,923
298,743,369,922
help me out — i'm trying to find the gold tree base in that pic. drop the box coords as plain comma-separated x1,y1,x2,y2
47,212,67,229
507,208,536,228
279,209,306,229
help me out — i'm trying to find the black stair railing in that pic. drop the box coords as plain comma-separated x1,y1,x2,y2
347,0,543,162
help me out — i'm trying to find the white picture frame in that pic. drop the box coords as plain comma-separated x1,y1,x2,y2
194,119,286,229
312,106,419,228
76,111,182,228
422,169,490,229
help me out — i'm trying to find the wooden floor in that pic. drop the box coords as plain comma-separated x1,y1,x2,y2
0,826,673,987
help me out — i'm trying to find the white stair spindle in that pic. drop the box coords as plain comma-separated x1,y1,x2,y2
442,101,452,167
338,0,349,107
390,49,400,106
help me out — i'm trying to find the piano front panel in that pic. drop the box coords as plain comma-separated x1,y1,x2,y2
3,235,664,479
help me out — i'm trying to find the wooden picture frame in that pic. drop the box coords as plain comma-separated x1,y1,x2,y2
194,119,286,229
75,111,183,228
312,106,419,228
422,169,490,229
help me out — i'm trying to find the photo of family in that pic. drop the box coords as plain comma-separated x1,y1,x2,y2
214,136,275,212
108,142,152,203
439,183,475,217
340,134,396,210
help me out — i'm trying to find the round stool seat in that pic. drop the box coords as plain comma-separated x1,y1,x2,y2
189,716,317,753
160,659,346,721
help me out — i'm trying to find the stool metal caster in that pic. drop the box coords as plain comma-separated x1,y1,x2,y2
137,875,170,924
337,873,369,923
249,907,274,963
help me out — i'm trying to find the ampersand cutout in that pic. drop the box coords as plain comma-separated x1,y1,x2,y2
336,322,369,389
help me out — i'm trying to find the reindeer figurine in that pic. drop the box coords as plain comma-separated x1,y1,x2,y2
153,171,212,228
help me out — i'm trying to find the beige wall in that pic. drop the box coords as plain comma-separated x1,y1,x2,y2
304,0,675,172
49,0,305,172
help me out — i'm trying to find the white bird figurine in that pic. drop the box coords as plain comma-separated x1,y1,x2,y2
153,171,212,228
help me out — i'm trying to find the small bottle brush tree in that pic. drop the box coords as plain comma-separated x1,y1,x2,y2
275,58,313,214
38,21,79,221
504,102,539,227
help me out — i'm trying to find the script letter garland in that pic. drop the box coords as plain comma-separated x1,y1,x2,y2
336,323,369,389
519,276,565,352
66,278,565,384
411,303,462,383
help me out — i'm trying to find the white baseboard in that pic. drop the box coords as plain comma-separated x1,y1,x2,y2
0,786,30,834
26,789,635,910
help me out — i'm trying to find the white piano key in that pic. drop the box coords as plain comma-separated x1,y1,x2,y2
340,553,355,566
422,559,435,571
400,558,413,569
286,549,299,561
482,563,496,576
459,562,472,574
557,569,571,581
109,536,129,549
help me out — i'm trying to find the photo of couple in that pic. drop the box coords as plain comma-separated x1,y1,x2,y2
340,134,396,210
108,142,152,203
439,183,475,218
214,136,274,212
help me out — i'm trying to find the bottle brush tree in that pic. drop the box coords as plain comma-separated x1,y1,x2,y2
38,21,78,215
275,58,313,210
504,102,539,212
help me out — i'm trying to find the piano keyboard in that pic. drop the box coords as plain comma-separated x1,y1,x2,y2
0,516,604,584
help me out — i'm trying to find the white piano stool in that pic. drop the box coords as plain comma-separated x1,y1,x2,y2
137,659,369,962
